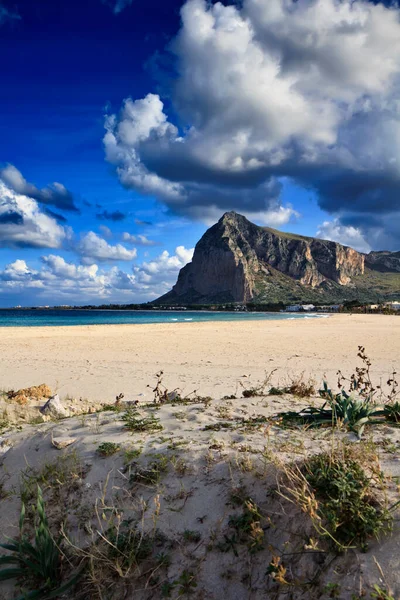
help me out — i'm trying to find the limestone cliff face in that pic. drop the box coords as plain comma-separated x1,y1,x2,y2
165,212,365,303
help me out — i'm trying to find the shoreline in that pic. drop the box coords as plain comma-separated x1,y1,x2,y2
0,309,332,328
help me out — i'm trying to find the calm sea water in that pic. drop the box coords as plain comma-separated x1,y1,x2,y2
0,309,328,327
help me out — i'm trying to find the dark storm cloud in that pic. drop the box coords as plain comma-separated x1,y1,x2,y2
96,209,127,221
44,208,68,224
105,0,400,246
0,165,79,213
0,211,23,225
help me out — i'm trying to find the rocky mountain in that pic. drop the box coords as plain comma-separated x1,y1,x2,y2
156,212,400,305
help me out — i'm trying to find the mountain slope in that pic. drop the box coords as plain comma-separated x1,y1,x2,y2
156,212,400,305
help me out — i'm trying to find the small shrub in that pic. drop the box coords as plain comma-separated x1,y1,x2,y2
97,442,120,457
176,570,197,595
106,519,153,570
268,387,285,396
182,530,201,543
240,369,277,398
371,584,395,600
122,408,163,433
383,401,400,423
219,498,264,555
269,375,316,398
130,456,169,486
288,448,392,551
323,582,341,598
203,422,233,431
0,487,83,598
124,448,142,462
276,382,382,438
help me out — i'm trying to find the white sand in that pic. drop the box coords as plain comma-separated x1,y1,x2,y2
0,314,398,403
0,314,400,598
1,392,400,599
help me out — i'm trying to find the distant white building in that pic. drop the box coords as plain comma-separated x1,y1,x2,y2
318,305,342,312
302,304,315,311
385,301,400,311
285,304,315,312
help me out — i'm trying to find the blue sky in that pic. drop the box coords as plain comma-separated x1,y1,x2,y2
1,0,400,306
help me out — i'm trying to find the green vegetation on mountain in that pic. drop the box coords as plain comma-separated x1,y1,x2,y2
156,212,400,305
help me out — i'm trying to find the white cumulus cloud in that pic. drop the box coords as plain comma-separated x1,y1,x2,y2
0,164,78,212
0,181,68,249
317,220,371,254
77,231,138,263
104,0,400,247
122,232,158,246
0,246,195,305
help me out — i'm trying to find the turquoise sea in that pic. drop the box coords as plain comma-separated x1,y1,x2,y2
0,309,328,327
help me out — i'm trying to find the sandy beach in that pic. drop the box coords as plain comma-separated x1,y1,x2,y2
0,314,398,402
1,314,400,600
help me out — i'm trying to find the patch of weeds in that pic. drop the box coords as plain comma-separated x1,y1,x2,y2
75,513,170,594
155,551,171,567
0,486,83,598
266,555,289,584
100,403,123,413
106,518,153,570
232,443,259,454
171,456,192,477
217,533,240,557
238,415,269,430
275,383,381,439
273,349,400,438
323,582,341,598
0,478,9,501
76,504,94,533
235,454,254,473
130,456,169,486
283,447,393,552
229,484,249,507
269,377,316,398
268,387,285,396
379,440,398,454
167,439,190,450
203,422,234,431
124,447,142,462
215,405,232,419
176,570,197,595
122,407,163,433
20,450,86,509
285,374,316,398
209,439,225,450
220,498,264,554
240,369,277,398
274,438,305,455
383,401,400,424
172,411,187,421
89,413,105,434
161,581,174,597
165,485,194,506
0,410,11,432
182,530,201,543
161,570,197,597
371,585,395,600
97,442,120,457
28,416,45,426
